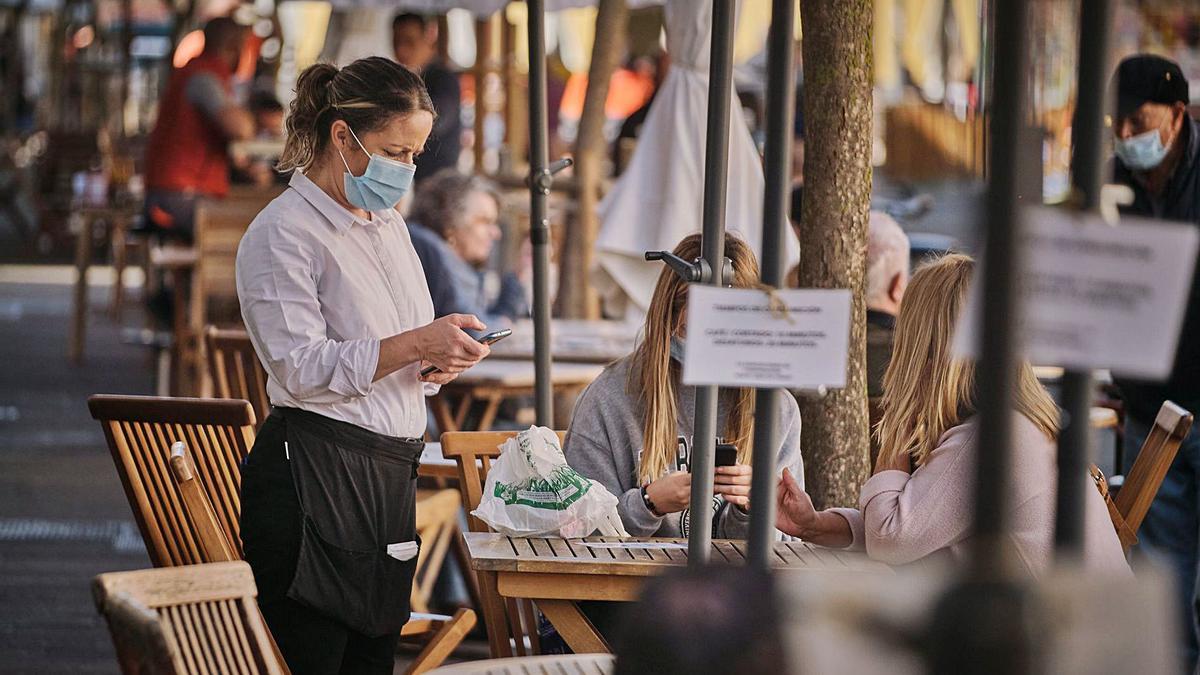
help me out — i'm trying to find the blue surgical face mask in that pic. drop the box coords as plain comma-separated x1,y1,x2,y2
669,335,686,363
1114,127,1171,171
337,126,416,211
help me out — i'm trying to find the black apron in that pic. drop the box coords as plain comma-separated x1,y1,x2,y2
246,407,423,637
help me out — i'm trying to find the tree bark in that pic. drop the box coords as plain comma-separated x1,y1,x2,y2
555,0,627,319
797,0,873,510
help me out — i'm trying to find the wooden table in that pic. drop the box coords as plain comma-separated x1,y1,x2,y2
488,319,638,364
431,360,604,432
464,533,891,654
68,205,136,364
429,654,613,675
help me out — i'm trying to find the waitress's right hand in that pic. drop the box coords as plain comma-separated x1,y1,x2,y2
414,314,490,375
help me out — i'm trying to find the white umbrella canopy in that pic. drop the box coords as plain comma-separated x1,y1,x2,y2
593,0,799,318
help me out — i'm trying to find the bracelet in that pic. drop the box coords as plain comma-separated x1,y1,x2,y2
641,485,663,517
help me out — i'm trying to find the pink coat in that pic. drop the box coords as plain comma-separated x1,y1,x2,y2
831,415,1132,576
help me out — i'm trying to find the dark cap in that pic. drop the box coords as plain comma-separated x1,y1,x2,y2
1114,54,1190,118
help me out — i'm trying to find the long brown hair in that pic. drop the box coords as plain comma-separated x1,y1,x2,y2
877,254,1060,467
277,57,435,172
630,234,762,483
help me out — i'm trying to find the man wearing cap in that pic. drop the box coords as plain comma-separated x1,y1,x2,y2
1112,53,1200,671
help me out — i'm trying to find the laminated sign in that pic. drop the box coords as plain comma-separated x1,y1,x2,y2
682,286,852,389
954,207,1200,379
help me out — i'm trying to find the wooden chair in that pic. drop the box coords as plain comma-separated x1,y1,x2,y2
1095,401,1194,552
169,440,476,674
411,488,463,615
88,394,256,566
93,561,286,675
205,327,271,428
440,431,567,658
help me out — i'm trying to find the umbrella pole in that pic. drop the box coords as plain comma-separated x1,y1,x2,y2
688,0,737,567
527,0,553,426
747,0,796,570
1055,0,1113,557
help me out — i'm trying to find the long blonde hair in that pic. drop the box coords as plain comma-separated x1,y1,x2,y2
630,234,762,484
877,254,1060,467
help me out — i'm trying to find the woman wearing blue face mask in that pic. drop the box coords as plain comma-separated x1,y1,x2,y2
235,57,490,675
563,234,804,540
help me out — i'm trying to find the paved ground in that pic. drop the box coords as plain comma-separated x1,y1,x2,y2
0,267,488,673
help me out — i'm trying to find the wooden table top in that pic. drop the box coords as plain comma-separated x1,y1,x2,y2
449,359,605,388
464,533,891,577
429,653,613,675
488,319,637,364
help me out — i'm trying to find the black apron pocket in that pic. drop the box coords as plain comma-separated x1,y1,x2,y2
289,516,419,637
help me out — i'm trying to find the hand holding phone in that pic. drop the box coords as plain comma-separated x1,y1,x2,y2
420,328,512,377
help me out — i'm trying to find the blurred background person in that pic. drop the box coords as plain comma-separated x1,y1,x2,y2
407,169,526,335
231,91,287,188
393,12,462,183
1110,53,1200,671
141,16,255,243
865,211,910,399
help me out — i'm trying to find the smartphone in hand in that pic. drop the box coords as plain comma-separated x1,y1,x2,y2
419,328,512,377
714,441,738,468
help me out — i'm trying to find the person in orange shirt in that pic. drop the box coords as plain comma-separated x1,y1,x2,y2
142,17,254,243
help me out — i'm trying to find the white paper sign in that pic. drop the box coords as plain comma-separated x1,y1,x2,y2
954,207,1199,379
682,287,852,389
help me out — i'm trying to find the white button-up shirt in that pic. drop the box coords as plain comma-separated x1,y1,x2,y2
236,171,435,439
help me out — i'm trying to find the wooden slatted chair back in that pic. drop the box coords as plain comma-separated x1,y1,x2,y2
89,394,256,566
93,561,284,675
438,431,566,659
1115,401,1193,548
205,327,271,428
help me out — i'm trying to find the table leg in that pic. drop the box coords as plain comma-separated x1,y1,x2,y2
68,214,93,364
453,392,475,431
476,392,505,432
535,599,611,654
109,215,127,319
168,269,191,396
430,394,457,434
476,570,515,658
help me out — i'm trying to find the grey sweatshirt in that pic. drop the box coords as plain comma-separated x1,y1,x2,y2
564,355,804,538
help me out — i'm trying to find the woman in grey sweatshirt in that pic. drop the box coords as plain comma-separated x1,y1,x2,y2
563,234,804,539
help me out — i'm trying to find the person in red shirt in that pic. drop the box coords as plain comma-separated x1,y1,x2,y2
142,17,254,243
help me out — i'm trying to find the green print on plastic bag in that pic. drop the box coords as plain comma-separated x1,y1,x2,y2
492,465,592,510
490,433,592,510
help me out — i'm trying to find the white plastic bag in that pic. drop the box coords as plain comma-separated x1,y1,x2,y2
471,426,629,539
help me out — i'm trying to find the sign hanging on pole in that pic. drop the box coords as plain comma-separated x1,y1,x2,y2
682,286,852,389
954,207,1199,379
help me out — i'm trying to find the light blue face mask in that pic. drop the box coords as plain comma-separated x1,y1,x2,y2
1114,127,1171,171
338,126,416,211
669,336,686,363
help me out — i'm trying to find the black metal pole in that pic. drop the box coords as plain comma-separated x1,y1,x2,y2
968,0,1030,579
1056,0,1113,557
747,0,795,570
527,0,553,426
926,2,1048,671
688,0,736,566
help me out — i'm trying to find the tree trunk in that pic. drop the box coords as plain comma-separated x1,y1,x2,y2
555,0,627,319
797,0,873,510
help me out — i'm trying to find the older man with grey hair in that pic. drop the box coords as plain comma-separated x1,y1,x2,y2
865,210,910,400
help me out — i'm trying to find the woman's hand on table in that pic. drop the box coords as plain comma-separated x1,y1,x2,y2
645,471,691,514
415,314,490,376
714,463,751,508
